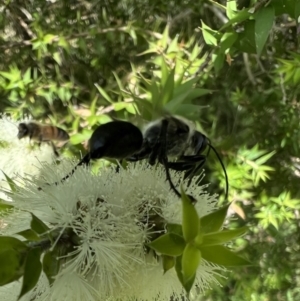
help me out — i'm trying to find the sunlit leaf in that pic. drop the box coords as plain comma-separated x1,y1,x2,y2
181,188,200,242
226,0,237,19
220,9,251,31
148,233,186,256
175,255,196,294
219,32,238,53
201,245,250,266
161,66,175,105
202,227,248,246
182,243,201,283
201,21,218,46
200,204,230,234
94,84,113,104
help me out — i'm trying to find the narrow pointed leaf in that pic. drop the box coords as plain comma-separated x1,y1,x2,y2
30,213,49,235
219,32,238,53
202,226,248,246
148,233,185,256
181,188,200,242
174,77,198,95
200,204,230,234
220,9,251,31
175,255,184,285
161,67,175,105
94,84,113,104
167,223,183,236
2,171,17,192
0,236,27,252
254,7,275,56
175,256,196,294
43,249,60,284
0,201,14,211
201,245,250,266
182,243,201,283
162,255,175,274
16,229,40,241
161,58,169,87
150,78,162,114
19,247,42,299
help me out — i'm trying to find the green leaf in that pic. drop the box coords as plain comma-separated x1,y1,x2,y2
165,89,212,113
162,255,175,274
0,201,14,211
43,249,60,284
181,188,200,242
0,249,25,286
213,52,225,73
167,223,183,236
113,102,129,111
148,233,186,256
161,67,175,105
200,245,250,266
200,204,230,234
235,20,256,53
0,236,27,252
161,26,169,48
16,229,40,241
19,247,42,299
202,226,248,246
226,0,237,19
2,171,17,192
254,7,275,56
70,132,92,145
201,21,218,46
220,9,251,31
149,78,161,114
182,243,201,283
30,213,49,235
161,58,169,87
94,84,113,104
175,255,196,294
219,32,238,53
43,34,56,44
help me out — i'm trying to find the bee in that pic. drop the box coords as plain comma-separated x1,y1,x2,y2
17,122,70,157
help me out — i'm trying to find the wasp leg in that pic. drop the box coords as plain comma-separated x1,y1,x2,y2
126,141,152,162
156,119,181,198
167,161,195,171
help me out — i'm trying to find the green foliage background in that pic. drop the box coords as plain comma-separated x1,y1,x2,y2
1,0,300,300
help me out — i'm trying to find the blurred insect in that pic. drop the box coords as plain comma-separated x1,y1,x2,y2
55,116,228,199
127,115,229,199
56,120,144,181
17,122,69,157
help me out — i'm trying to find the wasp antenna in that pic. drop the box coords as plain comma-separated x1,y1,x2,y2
209,144,229,200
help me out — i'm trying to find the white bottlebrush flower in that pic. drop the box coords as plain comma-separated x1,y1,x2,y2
0,115,55,194
0,159,224,301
